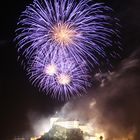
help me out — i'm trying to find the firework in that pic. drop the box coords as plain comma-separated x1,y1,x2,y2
15,0,121,68
15,0,121,100
27,50,90,100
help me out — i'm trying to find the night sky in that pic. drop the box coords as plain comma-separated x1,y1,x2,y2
0,0,140,139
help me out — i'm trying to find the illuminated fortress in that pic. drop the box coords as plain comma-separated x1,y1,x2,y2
29,117,104,140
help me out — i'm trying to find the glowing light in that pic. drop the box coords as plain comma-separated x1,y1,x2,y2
53,23,75,45
30,136,41,140
44,64,57,76
95,133,105,140
57,73,71,85
89,99,96,109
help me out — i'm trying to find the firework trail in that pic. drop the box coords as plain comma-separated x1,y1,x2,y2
15,0,121,68
27,49,90,100
15,0,121,100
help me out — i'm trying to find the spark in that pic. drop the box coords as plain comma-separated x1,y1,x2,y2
57,73,71,85
44,64,57,76
53,23,76,45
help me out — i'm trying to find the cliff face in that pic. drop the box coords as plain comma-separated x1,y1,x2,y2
37,125,84,140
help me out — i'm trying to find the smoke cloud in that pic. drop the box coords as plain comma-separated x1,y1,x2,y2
95,49,140,140
30,49,140,140
53,49,140,140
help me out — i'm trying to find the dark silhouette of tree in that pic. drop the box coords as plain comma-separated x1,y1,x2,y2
99,136,103,140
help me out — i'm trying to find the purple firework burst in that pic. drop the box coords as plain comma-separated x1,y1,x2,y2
27,49,91,100
15,0,122,100
15,0,121,68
